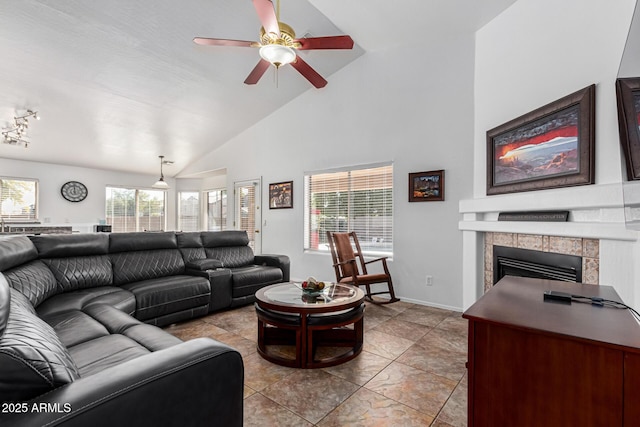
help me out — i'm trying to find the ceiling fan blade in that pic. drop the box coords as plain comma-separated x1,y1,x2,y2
244,59,271,85
193,37,256,48
290,55,327,88
252,0,280,36
295,35,354,50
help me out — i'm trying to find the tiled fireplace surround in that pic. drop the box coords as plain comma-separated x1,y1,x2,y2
483,232,600,292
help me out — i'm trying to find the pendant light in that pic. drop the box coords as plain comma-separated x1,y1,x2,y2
152,155,170,189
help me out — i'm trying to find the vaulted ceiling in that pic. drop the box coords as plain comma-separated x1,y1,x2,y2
0,0,516,177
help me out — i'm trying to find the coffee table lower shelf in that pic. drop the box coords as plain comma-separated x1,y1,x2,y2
255,287,365,369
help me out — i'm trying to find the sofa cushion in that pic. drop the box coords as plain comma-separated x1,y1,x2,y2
0,275,10,337
120,276,210,321
0,281,80,402
30,233,109,258
231,265,283,298
42,310,110,348
111,249,185,286
61,304,182,376
43,304,182,376
68,334,153,377
84,304,182,350
201,230,250,247
42,255,113,292
3,260,58,308
0,235,38,272
109,231,178,253
36,286,136,318
205,246,255,268
176,232,203,248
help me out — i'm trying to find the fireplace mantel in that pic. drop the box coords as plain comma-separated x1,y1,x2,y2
459,182,639,310
459,182,635,241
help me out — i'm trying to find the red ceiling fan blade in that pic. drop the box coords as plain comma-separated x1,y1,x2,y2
295,35,354,50
252,0,280,36
244,59,271,85
290,55,327,88
193,37,256,48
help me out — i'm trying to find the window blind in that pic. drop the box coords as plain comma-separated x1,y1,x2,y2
179,191,200,231
0,178,38,221
304,163,393,256
106,187,165,232
236,184,256,249
207,189,227,231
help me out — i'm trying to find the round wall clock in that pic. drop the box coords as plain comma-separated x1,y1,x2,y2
61,181,88,202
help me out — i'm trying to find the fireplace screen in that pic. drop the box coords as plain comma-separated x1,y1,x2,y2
493,245,582,284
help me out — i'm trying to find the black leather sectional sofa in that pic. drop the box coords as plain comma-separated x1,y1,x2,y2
0,230,290,426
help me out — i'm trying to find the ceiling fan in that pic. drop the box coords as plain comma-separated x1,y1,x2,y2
193,0,354,88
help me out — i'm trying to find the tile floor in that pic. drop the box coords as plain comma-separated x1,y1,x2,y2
164,300,468,426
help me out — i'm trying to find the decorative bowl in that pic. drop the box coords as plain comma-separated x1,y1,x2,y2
294,281,325,298
301,288,323,297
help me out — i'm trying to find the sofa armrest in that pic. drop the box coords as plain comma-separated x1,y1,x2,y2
186,268,233,312
1,338,243,427
186,258,224,271
254,254,290,282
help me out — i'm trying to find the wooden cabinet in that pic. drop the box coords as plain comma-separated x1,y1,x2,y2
463,276,640,427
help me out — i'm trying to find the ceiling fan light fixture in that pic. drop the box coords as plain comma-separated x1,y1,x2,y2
259,44,296,68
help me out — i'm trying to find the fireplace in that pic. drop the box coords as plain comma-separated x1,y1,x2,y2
482,232,599,292
492,245,582,285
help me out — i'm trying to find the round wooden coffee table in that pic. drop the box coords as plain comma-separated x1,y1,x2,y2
255,282,365,368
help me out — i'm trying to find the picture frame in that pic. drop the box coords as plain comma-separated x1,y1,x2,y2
409,170,445,202
486,84,595,195
268,181,293,209
616,77,640,180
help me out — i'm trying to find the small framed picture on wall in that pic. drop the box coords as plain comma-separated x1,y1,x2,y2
269,181,293,209
409,170,445,202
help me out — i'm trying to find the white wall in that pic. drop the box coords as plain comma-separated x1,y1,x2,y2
619,0,640,78
180,33,478,310
465,0,640,308
0,157,177,231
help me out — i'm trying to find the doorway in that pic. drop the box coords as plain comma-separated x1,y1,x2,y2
234,179,261,253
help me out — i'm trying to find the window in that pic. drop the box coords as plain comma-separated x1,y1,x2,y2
304,163,393,256
179,191,200,231
105,187,166,232
0,177,38,222
207,189,227,231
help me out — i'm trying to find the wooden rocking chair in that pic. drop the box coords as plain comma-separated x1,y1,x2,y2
326,231,399,304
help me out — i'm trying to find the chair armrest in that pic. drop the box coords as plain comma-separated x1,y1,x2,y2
1,338,244,427
363,257,388,265
254,254,290,282
334,258,357,267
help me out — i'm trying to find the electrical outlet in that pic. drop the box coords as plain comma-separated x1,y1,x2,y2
426,275,433,286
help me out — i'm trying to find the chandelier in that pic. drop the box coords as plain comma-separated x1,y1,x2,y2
2,110,40,148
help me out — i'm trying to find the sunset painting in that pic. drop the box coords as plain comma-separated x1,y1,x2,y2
492,104,580,186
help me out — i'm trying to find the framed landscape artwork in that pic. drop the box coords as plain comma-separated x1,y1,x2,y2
486,84,595,195
409,170,445,202
616,77,640,180
269,181,293,209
